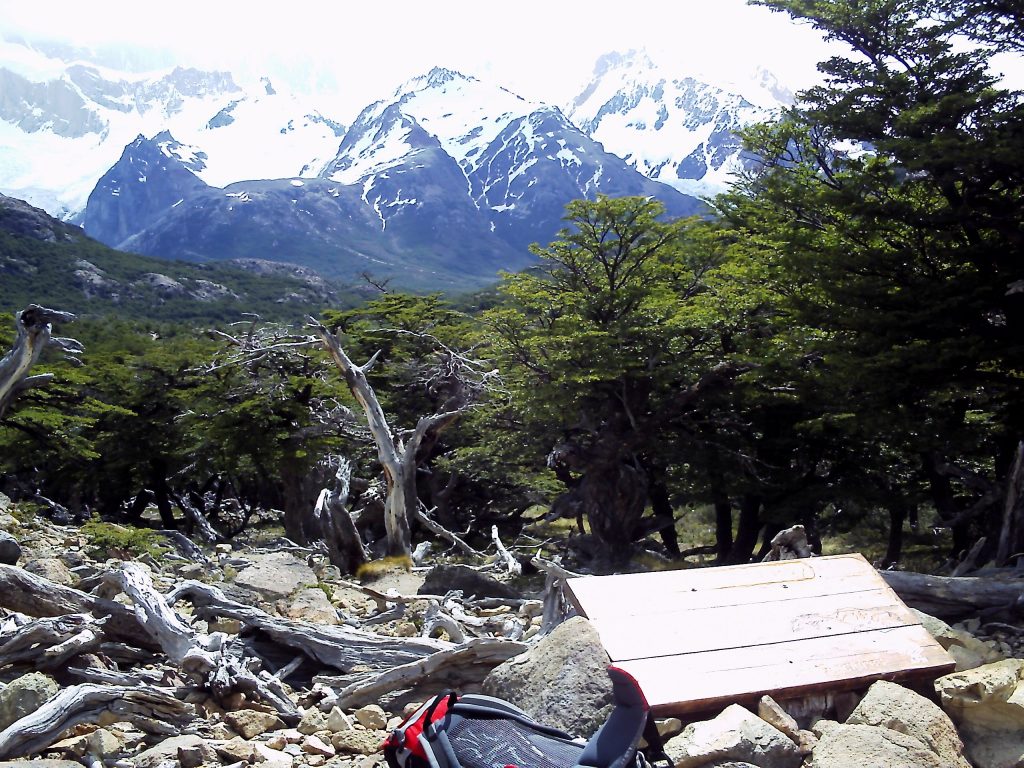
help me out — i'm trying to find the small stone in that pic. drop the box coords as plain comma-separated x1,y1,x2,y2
357,757,383,768
306,756,327,767
254,741,295,768
209,617,244,634
0,530,20,565
401,702,424,718
353,705,387,730
332,730,387,756
266,734,288,750
328,706,355,732
86,727,124,757
656,717,683,740
222,691,247,710
796,729,818,755
0,672,59,731
394,621,418,637
299,708,330,734
302,734,336,757
284,744,304,756
386,717,402,730
225,709,286,739
207,722,237,740
214,736,257,763
279,728,304,744
757,695,800,741
177,743,217,768
216,543,233,553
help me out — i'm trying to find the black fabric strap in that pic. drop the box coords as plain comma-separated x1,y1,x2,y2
640,715,672,768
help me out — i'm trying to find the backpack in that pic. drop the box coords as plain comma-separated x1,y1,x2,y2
382,666,666,768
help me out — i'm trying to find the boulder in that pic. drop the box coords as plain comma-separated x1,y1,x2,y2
809,724,945,768
331,729,387,755
279,587,341,625
0,672,58,730
663,704,802,768
846,680,970,768
0,531,20,565
23,557,77,586
935,659,1024,768
914,609,1004,671
420,564,520,600
231,552,318,601
482,616,613,738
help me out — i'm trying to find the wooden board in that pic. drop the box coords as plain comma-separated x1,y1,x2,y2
565,554,956,715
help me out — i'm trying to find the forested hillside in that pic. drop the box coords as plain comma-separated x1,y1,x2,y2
1,0,1021,576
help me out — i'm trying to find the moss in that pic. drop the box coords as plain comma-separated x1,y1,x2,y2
355,554,414,580
81,517,170,560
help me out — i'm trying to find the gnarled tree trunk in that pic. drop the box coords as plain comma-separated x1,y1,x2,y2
0,305,80,420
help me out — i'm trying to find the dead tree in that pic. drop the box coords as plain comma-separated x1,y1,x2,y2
0,305,81,420
314,456,369,574
313,321,496,557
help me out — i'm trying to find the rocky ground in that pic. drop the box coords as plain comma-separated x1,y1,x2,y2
1,493,1023,768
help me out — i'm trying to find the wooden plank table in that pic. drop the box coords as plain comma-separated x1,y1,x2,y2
564,553,955,715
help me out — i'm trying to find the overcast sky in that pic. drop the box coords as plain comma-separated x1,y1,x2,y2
0,0,846,118
1,0,1020,121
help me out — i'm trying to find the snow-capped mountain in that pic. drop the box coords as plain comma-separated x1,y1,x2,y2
82,67,702,290
568,50,792,198
0,37,345,221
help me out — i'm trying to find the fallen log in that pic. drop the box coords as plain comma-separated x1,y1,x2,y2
321,637,528,709
168,579,452,671
0,613,106,670
0,684,191,759
0,565,156,650
880,569,1024,621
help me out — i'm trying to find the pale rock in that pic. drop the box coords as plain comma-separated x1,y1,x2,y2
401,702,424,718
214,736,257,763
935,659,1024,768
353,704,387,730
387,716,402,730
265,734,288,750
663,704,802,768
216,543,233,553
299,707,330,734
176,742,219,768
357,759,383,768
302,735,336,757
251,749,292,768
656,717,683,740
846,680,970,768
0,672,58,730
280,728,305,743
225,708,286,739
757,696,801,741
796,729,818,756
394,621,418,637
86,727,123,757
306,756,327,767
47,733,90,756
328,706,355,732
332,729,387,755
177,563,205,579
133,735,207,768
232,551,318,600
809,723,945,768
208,721,237,740
283,744,304,756
914,609,1005,671
280,587,341,625
810,719,841,739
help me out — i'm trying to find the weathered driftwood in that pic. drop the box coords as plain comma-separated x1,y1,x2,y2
0,305,80,420
422,600,468,642
322,637,528,709
168,579,452,671
532,555,580,635
0,613,105,670
117,563,300,723
0,684,191,759
0,564,156,649
491,525,522,576
881,569,1024,621
315,457,369,575
411,505,482,558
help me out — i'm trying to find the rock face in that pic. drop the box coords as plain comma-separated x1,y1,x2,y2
663,704,802,768
0,673,59,731
935,659,1024,768
230,552,318,601
845,680,971,768
482,616,613,738
0,532,20,565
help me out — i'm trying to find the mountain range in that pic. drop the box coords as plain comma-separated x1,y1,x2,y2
0,39,789,291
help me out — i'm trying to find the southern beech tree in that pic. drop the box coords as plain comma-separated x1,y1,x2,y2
487,196,757,566
722,0,1024,564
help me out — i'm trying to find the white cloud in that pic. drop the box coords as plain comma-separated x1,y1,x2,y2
0,0,843,119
